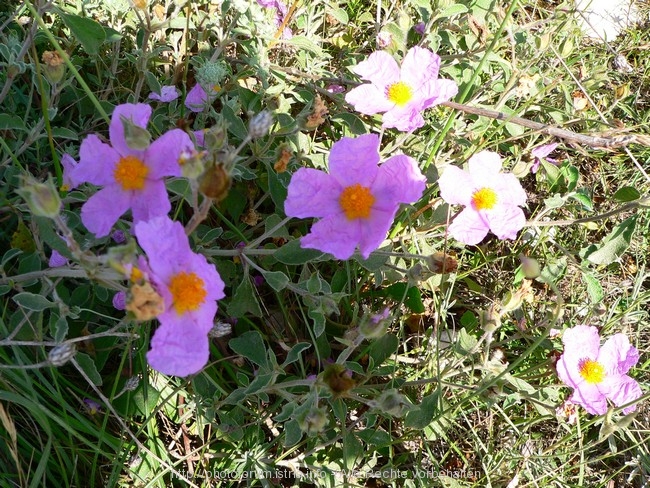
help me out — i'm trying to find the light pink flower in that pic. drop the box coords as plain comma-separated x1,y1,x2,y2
438,150,527,245
556,325,642,415
345,46,458,132
73,104,193,237
530,142,558,174
148,85,180,103
134,216,225,377
284,134,426,260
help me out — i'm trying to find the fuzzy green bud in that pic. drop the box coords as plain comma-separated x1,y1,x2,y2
121,115,151,150
372,389,408,417
196,61,228,93
48,342,76,366
41,51,66,84
203,123,228,151
298,406,328,435
519,254,541,279
17,176,61,218
359,307,390,340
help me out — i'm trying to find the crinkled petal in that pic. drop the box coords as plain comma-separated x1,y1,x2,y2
145,129,193,178
61,153,81,189
109,103,152,156
399,46,441,92
557,325,601,388
134,217,192,277
358,207,396,259
147,322,209,376
468,151,503,179
328,134,380,187
148,85,180,102
300,215,362,260
185,84,209,112
485,205,526,240
76,135,120,186
491,173,527,207
569,382,608,415
438,165,475,206
601,374,643,414
382,106,425,132
351,51,400,88
598,333,639,375
531,143,558,159
372,154,426,205
447,208,490,245
129,180,171,225
81,186,131,237
345,84,394,115
419,79,458,109
285,168,342,219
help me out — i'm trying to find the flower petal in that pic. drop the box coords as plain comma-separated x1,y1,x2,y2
419,79,458,109
468,151,503,179
531,143,558,159
569,382,608,415
76,135,120,186
81,186,131,237
351,51,400,88
601,374,643,414
185,84,209,112
491,173,527,207
485,204,526,240
129,180,172,225
147,321,210,376
345,84,395,115
400,46,440,93
328,134,380,187
109,103,152,156
447,208,490,245
134,217,191,277
145,129,193,178
598,333,639,375
285,168,342,219
373,154,426,205
438,165,475,206
358,207,396,258
148,85,180,102
300,215,361,260
557,325,601,388
381,106,425,132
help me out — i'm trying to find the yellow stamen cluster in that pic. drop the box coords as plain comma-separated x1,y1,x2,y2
339,184,375,220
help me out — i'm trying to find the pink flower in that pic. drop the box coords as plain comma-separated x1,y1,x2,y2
284,134,426,259
112,291,126,310
134,216,225,377
438,151,527,245
48,250,68,267
184,84,214,113
73,104,193,237
148,85,180,103
345,46,458,132
530,142,558,174
556,325,642,415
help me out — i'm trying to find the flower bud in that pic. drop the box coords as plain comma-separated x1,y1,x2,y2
372,389,408,417
322,363,355,396
48,342,76,366
209,321,232,338
359,307,390,340
41,51,65,84
120,115,151,150
248,110,273,139
519,254,541,279
198,161,232,202
196,62,228,93
203,124,228,151
17,176,61,219
123,375,140,391
298,406,329,435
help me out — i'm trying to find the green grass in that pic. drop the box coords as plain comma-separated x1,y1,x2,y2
1,0,649,487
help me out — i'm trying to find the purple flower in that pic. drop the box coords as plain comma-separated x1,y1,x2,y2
414,22,426,36
345,46,458,132
111,229,127,244
326,84,345,94
257,0,292,39
438,151,527,245
556,325,642,415
73,104,193,237
148,85,180,103
112,291,126,310
284,134,426,260
185,84,211,113
61,153,81,190
48,250,68,267
530,142,559,174
83,398,102,415
134,216,225,377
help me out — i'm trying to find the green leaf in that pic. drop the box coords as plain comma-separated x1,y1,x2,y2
227,276,262,318
229,331,269,369
267,167,289,210
0,114,27,131
53,316,68,342
613,186,641,202
281,342,311,368
261,270,289,291
582,272,604,302
405,392,440,429
59,13,106,55
75,352,102,386
12,292,55,311
274,239,325,265
283,419,303,447
455,328,478,354
539,256,567,284
342,432,363,471
568,191,593,211
51,127,79,140
583,216,637,265
328,7,348,24
352,246,390,271
284,35,326,57
368,333,399,367
436,4,469,18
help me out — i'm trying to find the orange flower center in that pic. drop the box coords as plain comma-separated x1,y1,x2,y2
114,155,149,191
168,271,207,314
471,187,498,210
339,184,375,220
579,359,605,384
386,81,413,106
